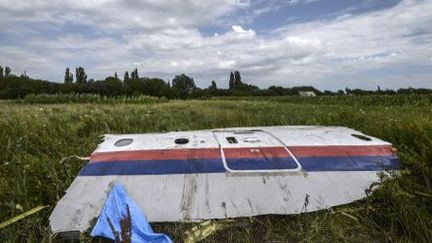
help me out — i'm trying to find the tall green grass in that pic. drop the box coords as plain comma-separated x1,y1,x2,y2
21,94,167,104
0,96,431,242
215,94,432,107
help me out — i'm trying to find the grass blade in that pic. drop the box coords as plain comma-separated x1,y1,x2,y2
0,205,48,230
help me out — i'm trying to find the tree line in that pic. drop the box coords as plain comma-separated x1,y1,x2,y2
0,65,431,99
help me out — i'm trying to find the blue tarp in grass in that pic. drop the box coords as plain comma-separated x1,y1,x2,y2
91,183,172,243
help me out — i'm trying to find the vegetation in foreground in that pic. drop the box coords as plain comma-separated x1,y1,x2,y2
0,95,431,242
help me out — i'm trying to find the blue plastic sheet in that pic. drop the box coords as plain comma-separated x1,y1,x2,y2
91,183,172,243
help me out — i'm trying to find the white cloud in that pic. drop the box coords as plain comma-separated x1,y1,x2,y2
0,0,431,89
288,0,319,6
0,0,237,31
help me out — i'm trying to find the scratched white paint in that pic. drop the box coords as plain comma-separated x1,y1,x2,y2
96,126,390,153
49,126,394,234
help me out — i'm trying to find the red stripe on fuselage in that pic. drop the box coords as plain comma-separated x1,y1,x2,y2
288,145,394,157
90,147,291,162
91,148,221,162
90,145,395,163
223,147,290,158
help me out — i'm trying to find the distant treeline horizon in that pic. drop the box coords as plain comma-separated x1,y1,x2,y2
1,65,431,99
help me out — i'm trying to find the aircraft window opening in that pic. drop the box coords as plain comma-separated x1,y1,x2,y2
175,138,189,144
226,137,238,144
114,138,133,146
351,134,372,141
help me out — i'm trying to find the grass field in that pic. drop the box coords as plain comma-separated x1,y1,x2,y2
0,95,431,242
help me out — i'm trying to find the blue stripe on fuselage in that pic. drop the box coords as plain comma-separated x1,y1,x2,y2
80,159,224,176
79,156,398,176
226,157,298,170
297,156,398,171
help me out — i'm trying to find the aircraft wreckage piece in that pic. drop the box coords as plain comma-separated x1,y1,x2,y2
50,126,398,234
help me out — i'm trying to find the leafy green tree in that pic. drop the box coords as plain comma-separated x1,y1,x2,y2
104,76,123,96
124,71,130,81
323,90,334,96
5,66,11,77
234,70,242,88
123,78,145,96
75,67,87,84
209,80,217,90
159,83,177,98
0,75,62,99
131,68,139,80
64,68,73,83
143,78,170,97
20,71,27,78
0,66,3,79
114,72,118,79
172,74,196,97
229,72,234,89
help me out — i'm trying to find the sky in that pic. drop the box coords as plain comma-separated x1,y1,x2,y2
0,0,431,90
